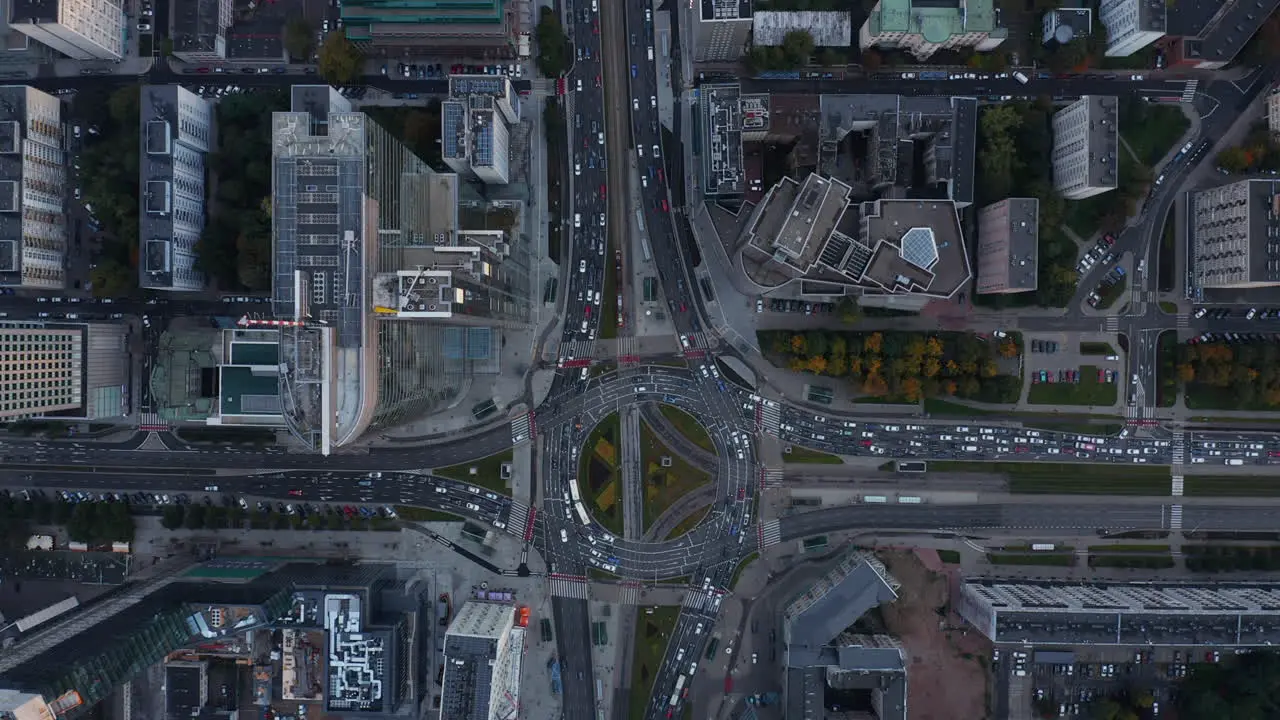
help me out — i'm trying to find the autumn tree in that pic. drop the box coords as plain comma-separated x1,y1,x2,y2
318,33,364,86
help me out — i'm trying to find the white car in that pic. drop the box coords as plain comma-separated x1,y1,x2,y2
465,502,480,511
1194,308,1207,318
650,96,656,108
1247,307,1258,319
574,163,581,176
578,259,587,273
633,98,639,110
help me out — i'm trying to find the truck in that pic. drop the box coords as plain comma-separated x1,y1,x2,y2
541,617,553,642
548,658,562,695
1013,71,1029,84
920,71,947,80
437,593,451,626
1030,543,1056,551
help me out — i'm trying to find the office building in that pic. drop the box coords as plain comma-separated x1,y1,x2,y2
1161,0,1280,69
1190,179,1280,290
752,12,850,49
1268,86,1280,138
976,198,1039,294
698,84,747,197
741,173,972,302
140,85,214,292
0,85,66,290
170,0,233,62
441,75,520,185
8,0,125,60
441,601,524,720
272,85,533,454
859,0,1007,61
0,320,128,420
1051,95,1118,200
207,328,286,428
1041,7,1092,45
782,551,906,720
957,578,1280,646
695,0,752,62
1099,0,1165,57
338,0,518,57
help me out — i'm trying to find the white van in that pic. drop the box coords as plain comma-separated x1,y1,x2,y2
1012,71,1029,84
574,213,581,228
647,46,654,61
1226,459,1245,466
560,529,569,542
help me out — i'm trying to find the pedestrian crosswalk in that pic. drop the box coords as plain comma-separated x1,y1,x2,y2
507,502,530,537
759,401,781,436
683,589,715,612
559,340,596,361
1103,317,1120,332
760,467,783,490
548,575,589,599
1171,475,1184,497
511,413,532,445
1171,431,1186,466
1176,314,1190,328
1169,504,1183,530
619,582,641,605
759,519,781,549
1124,406,1157,423
682,331,715,355
138,412,167,431
1181,80,1199,104
616,336,640,364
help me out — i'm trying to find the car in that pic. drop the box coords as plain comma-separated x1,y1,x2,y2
1194,308,1207,318
1248,307,1258,319
1102,232,1116,246
138,22,151,30
288,489,303,496
633,98,639,110
204,485,219,492
756,299,763,313
466,502,480,511
1131,74,1144,81
578,259,586,273
574,163,581,176
650,96,657,108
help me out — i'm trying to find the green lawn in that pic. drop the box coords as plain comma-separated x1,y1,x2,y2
1158,210,1176,292
579,413,624,536
433,449,515,493
658,404,714,453
922,397,1001,416
1122,103,1190,166
783,445,844,464
628,606,682,720
663,504,710,539
1156,330,1178,408
987,553,1075,566
1087,544,1171,553
1183,476,1280,496
640,419,713,532
600,235,618,339
937,549,961,564
1096,276,1128,310
1026,421,1123,435
1026,365,1117,406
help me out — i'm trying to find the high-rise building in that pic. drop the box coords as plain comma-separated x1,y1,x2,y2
695,0,753,62
272,85,532,454
1268,86,1280,138
859,0,1007,61
338,0,518,57
1099,0,1166,57
0,85,66,290
976,198,1039,295
1161,0,1280,69
139,85,215,292
440,601,524,720
1051,95,1118,200
0,320,128,420
1190,179,1280,290
441,75,520,185
8,0,125,60
170,0,233,63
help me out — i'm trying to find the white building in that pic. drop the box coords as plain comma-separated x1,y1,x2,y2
1100,0,1166,57
1051,95,1119,200
695,0,753,61
859,0,1007,61
139,85,215,292
441,75,518,185
0,85,66,290
439,601,523,720
9,0,125,60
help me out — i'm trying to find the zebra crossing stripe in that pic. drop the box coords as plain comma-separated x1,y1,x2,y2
511,414,532,445
1169,504,1183,530
550,577,588,599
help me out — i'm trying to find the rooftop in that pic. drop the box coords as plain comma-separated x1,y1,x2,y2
171,0,224,55
139,85,212,290
701,0,752,22
700,84,745,197
1176,0,1280,66
869,0,1005,42
752,11,851,47
8,0,56,24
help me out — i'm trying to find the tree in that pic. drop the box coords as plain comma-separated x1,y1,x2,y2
89,259,135,297
860,49,883,71
817,48,843,67
1217,146,1252,173
161,505,184,530
1049,39,1090,73
284,19,314,61
318,33,363,86
534,7,570,77
780,30,815,67
184,504,207,530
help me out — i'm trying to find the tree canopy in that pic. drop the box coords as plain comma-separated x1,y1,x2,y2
1177,651,1280,719
318,32,363,86
534,7,571,77
284,19,314,61
76,85,142,295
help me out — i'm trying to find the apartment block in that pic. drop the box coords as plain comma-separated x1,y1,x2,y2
338,0,518,57
976,198,1039,294
440,601,525,720
1190,179,1280,290
140,85,215,292
9,0,125,60
1041,7,1092,45
441,75,520,185
170,0,233,62
0,85,66,290
1100,0,1165,57
1051,95,1118,200
1162,0,1280,69
695,0,752,61
0,320,128,420
859,0,1007,61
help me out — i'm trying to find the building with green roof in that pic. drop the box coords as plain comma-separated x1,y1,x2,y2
340,0,519,56
859,0,1007,60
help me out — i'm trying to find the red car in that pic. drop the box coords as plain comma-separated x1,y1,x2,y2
584,306,591,317
679,302,686,312
737,488,745,499
657,168,665,182
196,67,210,73
660,199,669,212
1103,232,1116,246
288,489,302,496
600,184,606,198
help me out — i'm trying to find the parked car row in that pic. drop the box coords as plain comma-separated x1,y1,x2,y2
1189,332,1280,344
765,299,835,314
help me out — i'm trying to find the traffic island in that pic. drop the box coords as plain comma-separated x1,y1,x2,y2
628,606,682,720
658,405,715,453
782,445,843,464
578,412,624,536
639,416,712,533
433,448,515,494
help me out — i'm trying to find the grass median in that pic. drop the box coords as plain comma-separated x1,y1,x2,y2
928,461,1170,495
1183,476,1280,497
432,449,515,493
730,551,759,589
987,553,1075,566
657,404,714,453
663,504,710,539
628,606,681,720
640,419,712,532
783,445,844,464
